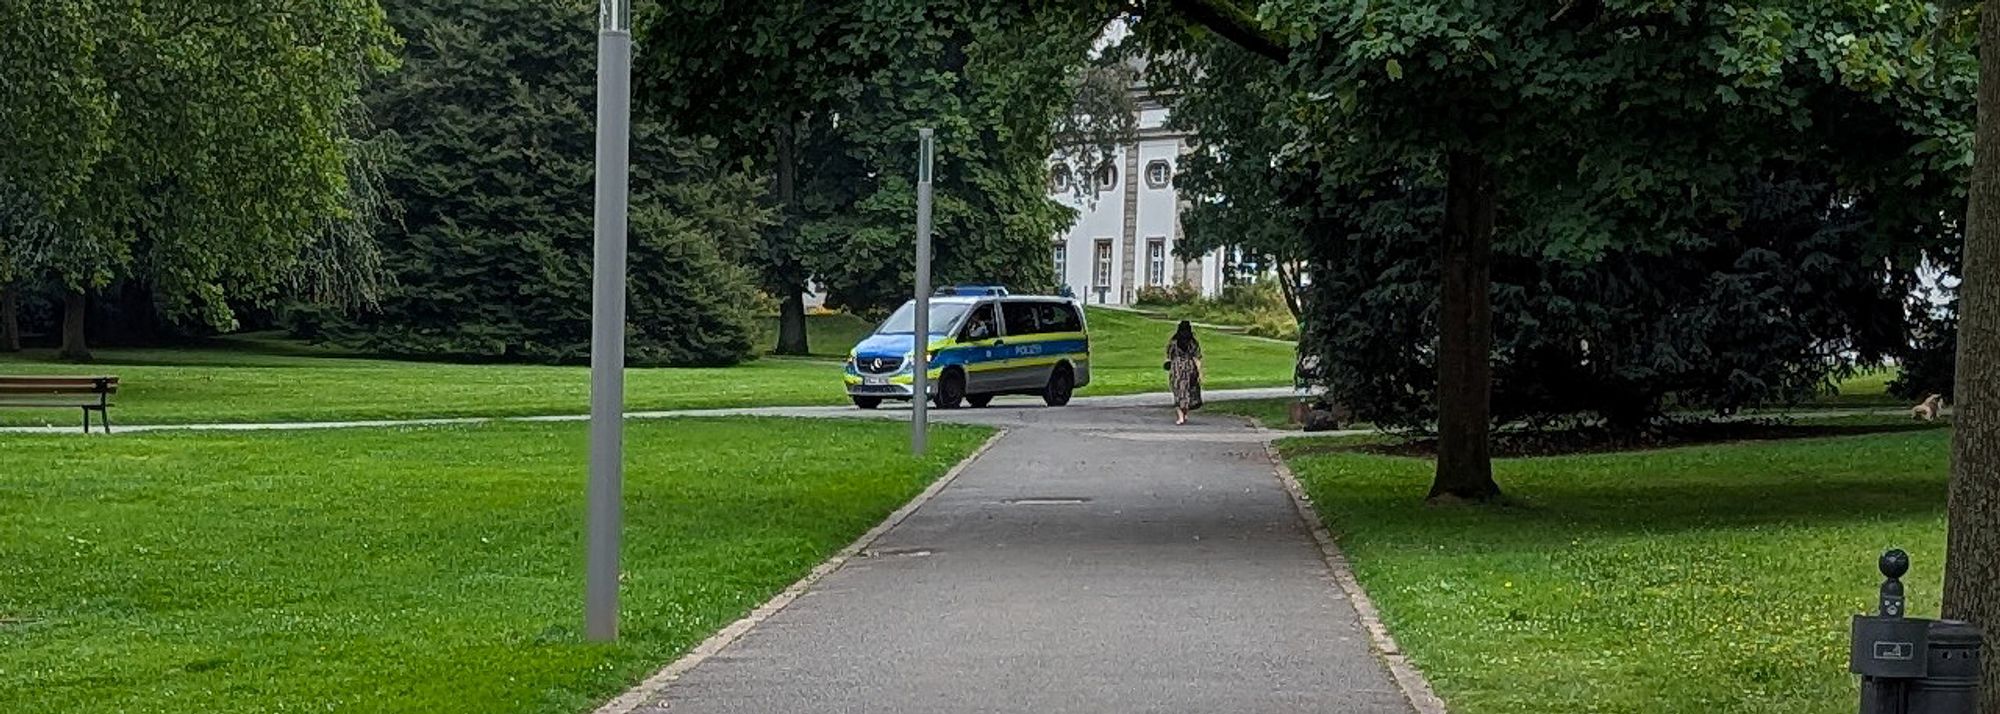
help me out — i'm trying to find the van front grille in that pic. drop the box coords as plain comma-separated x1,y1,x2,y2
858,356,904,374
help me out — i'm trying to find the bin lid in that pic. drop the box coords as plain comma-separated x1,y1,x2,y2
1930,619,1983,648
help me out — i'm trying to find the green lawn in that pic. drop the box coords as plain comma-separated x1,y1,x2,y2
1202,367,1909,432
1280,428,1950,713
749,313,877,358
0,308,1294,426
1081,307,1294,393
0,418,990,714
1816,367,1904,408
1132,303,1298,340
1206,397,1298,429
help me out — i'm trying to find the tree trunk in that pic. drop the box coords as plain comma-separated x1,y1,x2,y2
59,289,91,362
777,289,809,356
1274,259,1303,321
772,120,809,356
1943,2,2000,708
0,285,19,353
1430,151,1502,503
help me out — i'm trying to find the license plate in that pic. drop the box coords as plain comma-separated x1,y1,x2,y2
864,377,887,386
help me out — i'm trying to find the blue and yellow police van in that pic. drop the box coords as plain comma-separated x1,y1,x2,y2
843,286,1090,409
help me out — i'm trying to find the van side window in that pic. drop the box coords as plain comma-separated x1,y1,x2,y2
960,303,997,341
1001,302,1040,337
1039,301,1082,333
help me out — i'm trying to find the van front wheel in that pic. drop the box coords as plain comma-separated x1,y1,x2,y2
933,371,966,409
851,396,882,410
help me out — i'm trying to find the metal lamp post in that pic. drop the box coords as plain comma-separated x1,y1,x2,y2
912,129,934,455
585,0,632,643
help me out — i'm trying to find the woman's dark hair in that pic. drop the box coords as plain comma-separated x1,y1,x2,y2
1172,320,1197,349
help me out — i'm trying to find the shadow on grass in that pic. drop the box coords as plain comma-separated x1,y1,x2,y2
0,335,824,371
1288,423,1952,541
1312,475,1947,544
1317,421,1952,459
1468,476,1946,539
0,332,372,369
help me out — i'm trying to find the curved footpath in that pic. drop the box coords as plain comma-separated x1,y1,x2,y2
605,400,1429,714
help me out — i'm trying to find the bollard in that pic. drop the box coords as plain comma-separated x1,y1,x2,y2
1854,550,1930,714
1851,549,1985,714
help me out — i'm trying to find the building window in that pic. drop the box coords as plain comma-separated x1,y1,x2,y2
1049,164,1072,193
1147,238,1166,286
1145,160,1172,189
1093,240,1113,287
1052,241,1067,282
1095,164,1117,190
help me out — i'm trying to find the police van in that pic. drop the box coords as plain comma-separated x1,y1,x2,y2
843,286,1090,409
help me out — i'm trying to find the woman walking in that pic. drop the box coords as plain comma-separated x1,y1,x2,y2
1167,320,1203,425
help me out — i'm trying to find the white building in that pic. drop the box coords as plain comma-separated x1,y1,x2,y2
1048,77,1226,306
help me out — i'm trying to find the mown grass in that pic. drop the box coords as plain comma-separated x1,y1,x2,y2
0,309,1294,426
0,418,990,714
1202,368,1910,433
1136,302,1298,340
1817,367,1904,408
1205,397,1299,429
1280,429,1950,713
1132,279,1299,340
1081,307,1294,394
748,313,877,358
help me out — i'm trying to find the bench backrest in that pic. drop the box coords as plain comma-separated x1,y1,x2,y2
0,376,120,397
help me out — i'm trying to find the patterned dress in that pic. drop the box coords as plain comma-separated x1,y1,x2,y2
1168,338,1203,410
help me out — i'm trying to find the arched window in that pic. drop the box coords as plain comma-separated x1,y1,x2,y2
1096,164,1118,189
1049,164,1073,193
1145,160,1172,188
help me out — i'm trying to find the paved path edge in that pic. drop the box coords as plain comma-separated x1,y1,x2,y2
0,388,1294,435
589,429,1008,714
1260,434,1450,714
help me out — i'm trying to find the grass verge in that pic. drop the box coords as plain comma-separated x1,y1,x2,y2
0,308,1294,426
1279,429,1948,713
0,418,990,714
1816,367,1904,408
1081,308,1294,394
749,313,877,358
1205,397,1299,430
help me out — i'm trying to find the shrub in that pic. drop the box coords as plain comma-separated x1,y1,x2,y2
1135,281,1202,306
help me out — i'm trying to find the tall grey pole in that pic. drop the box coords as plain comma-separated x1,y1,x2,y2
912,128,934,455
586,0,631,643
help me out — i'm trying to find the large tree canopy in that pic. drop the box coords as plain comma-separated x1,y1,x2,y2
641,1,1108,335
302,0,769,367
0,1,399,359
1119,0,1974,500
1154,44,1314,318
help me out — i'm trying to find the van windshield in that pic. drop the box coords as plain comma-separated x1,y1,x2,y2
875,302,971,335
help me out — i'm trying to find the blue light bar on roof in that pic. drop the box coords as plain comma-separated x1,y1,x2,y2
934,285,1009,297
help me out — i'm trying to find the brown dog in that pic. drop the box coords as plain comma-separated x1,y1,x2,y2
1912,394,1943,422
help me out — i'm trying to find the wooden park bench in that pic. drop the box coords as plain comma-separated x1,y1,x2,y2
0,376,120,433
